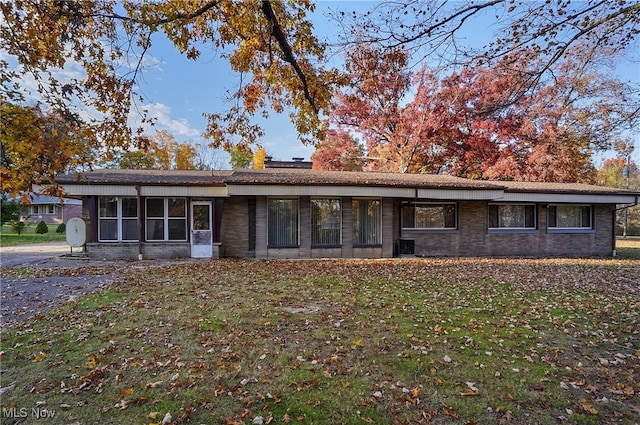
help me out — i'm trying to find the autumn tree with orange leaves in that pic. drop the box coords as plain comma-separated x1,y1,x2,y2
1,1,340,196
315,45,637,182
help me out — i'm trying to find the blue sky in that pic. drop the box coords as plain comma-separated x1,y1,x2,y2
133,1,639,168
5,1,639,168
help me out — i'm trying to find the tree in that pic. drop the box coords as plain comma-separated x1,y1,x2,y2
596,143,639,236
317,44,632,182
1,103,98,198
311,129,364,171
112,130,200,170
1,193,21,225
229,145,253,170
337,0,640,106
253,146,267,169
1,0,340,191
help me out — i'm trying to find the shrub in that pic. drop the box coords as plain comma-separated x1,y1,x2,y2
10,221,26,235
35,220,49,234
56,223,66,234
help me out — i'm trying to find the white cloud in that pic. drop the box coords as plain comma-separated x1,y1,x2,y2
131,102,201,138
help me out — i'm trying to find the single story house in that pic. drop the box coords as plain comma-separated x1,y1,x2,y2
21,194,83,225
51,165,639,260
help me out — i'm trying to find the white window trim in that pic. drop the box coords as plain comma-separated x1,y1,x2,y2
98,197,138,242
145,198,188,242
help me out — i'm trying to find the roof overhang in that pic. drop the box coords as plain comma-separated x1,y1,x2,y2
497,192,638,204
57,184,228,197
227,184,417,198
417,188,504,200
228,185,505,200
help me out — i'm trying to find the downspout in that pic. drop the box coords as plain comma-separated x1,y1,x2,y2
612,198,639,256
136,185,143,260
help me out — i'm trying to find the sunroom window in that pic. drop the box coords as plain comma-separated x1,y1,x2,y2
98,196,138,241
311,199,341,246
353,199,382,246
402,203,457,229
146,198,187,241
268,198,299,247
548,205,593,229
488,204,536,229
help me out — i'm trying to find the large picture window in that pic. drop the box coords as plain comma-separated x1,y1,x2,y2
146,198,187,241
268,198,299,247
353,199,382,246
98,196,138,241
311,199,341,246
488,204,536,229
548,205,593,229
402,203,457,229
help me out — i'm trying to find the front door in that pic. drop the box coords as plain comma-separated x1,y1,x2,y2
191,201,212,258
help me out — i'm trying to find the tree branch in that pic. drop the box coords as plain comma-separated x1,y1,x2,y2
260,0,318,114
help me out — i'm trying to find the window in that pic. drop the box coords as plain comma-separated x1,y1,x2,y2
548,205,593,229
488,204,536,229
311,199,341,246
32,205,40,215
46,204,55,215
98,197,138,241
268,198,299,247
146,198,187,241
353,199,382,245
402,203,456,229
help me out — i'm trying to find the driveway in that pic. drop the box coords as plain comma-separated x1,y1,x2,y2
0,242,203,327
0,240,74,268
0,242,122,327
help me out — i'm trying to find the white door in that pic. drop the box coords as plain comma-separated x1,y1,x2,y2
191,201,212,258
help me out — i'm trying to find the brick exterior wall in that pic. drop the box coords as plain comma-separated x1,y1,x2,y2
87,242,191,260
402,201,615,257
220,197,251,258
85,195,617,260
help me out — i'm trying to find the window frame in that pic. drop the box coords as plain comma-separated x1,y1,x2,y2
311,198,342,247
402,202,458,230
547,204,594,233
267,197,300,248
488,203,537,232
352,198,382,247
145,197,188,242
98,196,139,242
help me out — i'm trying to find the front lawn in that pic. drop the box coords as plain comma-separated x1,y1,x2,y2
0,224,66,246
1,258,638,424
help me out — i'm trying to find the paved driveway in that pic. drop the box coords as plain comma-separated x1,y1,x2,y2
0,242,120,327
0,241,75,268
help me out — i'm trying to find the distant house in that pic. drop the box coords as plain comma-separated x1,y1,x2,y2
52,163,639,260
22,195,82,225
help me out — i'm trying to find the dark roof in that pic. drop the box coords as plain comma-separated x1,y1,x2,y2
499,181,638,196
226,169,502,189
55,169,231,186
54,168,639,196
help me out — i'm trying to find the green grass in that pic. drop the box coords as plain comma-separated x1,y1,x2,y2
0,224,66,246
1,258,638,424
616,237,640,259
